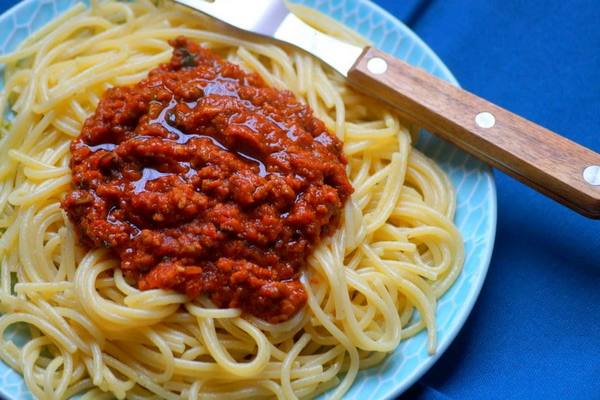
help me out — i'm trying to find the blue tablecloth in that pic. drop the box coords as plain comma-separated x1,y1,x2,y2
0,0,598,399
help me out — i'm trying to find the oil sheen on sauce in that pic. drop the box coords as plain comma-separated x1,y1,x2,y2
62,37,353,323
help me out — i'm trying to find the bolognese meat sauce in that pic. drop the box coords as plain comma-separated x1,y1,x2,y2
62,37,353,322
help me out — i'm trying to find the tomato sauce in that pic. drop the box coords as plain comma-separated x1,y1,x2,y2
62,37,353,322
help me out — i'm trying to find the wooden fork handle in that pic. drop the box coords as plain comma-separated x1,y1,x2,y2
347,47,600,219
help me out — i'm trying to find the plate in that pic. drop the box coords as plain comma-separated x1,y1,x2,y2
0,0,497,398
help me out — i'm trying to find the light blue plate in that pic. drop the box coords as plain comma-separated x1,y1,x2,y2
0,0,497,398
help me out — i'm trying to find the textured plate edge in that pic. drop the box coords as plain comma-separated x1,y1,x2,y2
359,0,460,87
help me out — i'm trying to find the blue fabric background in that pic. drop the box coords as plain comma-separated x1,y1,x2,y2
0,0,598,399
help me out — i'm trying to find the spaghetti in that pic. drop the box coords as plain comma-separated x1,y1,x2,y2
0,1,464,399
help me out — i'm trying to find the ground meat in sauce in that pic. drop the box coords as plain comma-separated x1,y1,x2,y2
62,37,353,323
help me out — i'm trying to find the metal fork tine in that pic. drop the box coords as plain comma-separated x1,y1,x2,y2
174,0,290,35
172,0,363,76
174,0,219,18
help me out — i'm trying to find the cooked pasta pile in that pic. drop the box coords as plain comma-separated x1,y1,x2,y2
0,1,463,399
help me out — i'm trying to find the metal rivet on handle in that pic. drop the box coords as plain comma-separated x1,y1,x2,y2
367,57,388,74
475,112,496,129
583,165,600,186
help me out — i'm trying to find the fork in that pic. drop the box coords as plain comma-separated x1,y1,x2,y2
173,0,600,219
